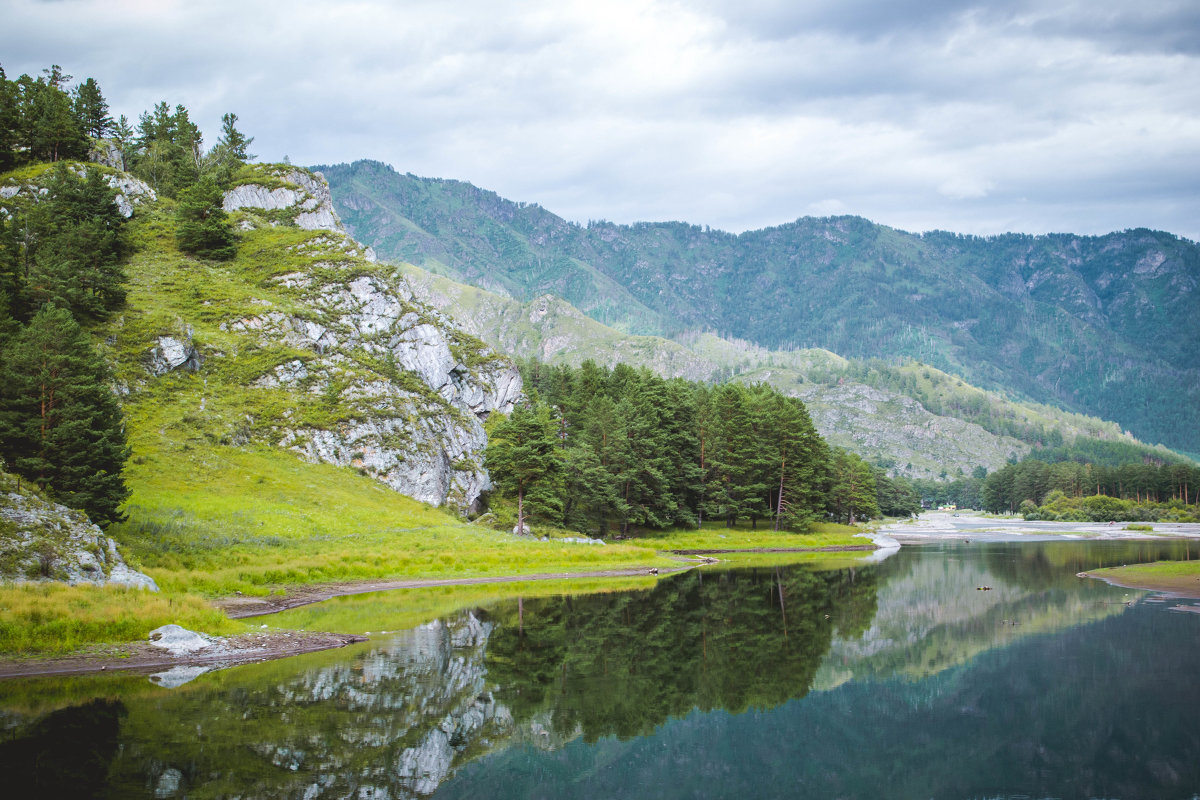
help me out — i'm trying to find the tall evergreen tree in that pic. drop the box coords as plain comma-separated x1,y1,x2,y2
0,65,19,172
207,112,256,187
32,77,87,162
827,448,879,524
485,403,564,534
72,78,112,139
133,102,203,196
175,178,237,260
110,114,134,171
0,304,130,526
23,164,128,320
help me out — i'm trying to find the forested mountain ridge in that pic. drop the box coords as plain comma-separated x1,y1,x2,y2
320,159,1200,454
394,259,1181,480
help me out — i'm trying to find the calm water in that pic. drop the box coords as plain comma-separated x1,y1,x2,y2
2,540,1198,799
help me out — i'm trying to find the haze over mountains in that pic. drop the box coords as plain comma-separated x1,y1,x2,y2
319,160,1200,457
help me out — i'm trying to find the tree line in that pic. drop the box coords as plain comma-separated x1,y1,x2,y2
485,360,921,537
981,458,1200,521
0,64,255,525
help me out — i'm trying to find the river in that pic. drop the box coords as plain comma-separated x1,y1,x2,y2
2,533,1198,798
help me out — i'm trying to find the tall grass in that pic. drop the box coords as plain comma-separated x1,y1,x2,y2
0,583,240,655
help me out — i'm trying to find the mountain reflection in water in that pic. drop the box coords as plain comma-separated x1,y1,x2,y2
1,541,1197,799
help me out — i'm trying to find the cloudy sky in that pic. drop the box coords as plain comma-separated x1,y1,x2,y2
3,0,1199,238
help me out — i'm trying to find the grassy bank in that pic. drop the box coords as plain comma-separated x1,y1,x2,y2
0,584,240,655
0,175,871,660
2,441,873,656
1089,560,1200,597
638,520,872,552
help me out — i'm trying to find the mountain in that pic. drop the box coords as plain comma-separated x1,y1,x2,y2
393,260,1179,479
319,160,1200,455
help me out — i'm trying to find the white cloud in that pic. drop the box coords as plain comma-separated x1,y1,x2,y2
2,0,1198,238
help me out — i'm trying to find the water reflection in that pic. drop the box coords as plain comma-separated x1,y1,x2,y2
0,541,1197,799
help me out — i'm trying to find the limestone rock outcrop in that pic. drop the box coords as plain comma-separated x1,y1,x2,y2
0,477,158,590
145,334,203,376
224,167,370,253
199,167,521,511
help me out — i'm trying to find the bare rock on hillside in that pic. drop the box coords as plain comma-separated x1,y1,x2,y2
224,168,367,243
210,168,520,512
145,335,202,376
0,481,158,590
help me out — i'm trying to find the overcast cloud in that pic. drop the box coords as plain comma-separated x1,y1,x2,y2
3,0,1199,238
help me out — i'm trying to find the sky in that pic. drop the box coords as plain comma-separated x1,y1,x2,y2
3,0,1199,239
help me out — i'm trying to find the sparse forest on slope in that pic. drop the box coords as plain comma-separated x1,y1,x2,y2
320,160,1200,454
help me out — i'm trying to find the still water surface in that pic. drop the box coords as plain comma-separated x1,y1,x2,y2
2,540,1198,799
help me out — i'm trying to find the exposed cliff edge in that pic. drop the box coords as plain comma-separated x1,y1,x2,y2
123,164,522,512
0,472,158,590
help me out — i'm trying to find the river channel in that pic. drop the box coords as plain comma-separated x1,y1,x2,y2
2,537,1199,798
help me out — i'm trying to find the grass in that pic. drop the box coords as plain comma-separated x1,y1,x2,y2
112,444,677,597
634,520,871,551
1090,560,1200,595
0,583,241,656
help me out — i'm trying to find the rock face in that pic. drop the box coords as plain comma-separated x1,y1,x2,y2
145,335,202,376
0,478,158,590
224,167,369,249
209,167,520,511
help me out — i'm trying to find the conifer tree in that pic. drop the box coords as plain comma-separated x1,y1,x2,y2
827,448,879,524
24,164,128,320
32,78,86,162
175,178,237,260
133,102,203,196
72,78,112,139
110,114,134,171
208,112,256,187
485,402,564,534
0,66,18,172
0,304,130,526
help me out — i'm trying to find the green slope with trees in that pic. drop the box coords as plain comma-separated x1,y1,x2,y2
321,159,1200,454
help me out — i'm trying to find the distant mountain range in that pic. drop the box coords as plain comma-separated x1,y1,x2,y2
318,159,1200,456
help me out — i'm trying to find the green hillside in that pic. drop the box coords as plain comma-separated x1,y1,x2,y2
321,160,1200,454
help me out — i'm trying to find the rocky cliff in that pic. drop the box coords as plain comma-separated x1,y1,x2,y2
126,165,521,512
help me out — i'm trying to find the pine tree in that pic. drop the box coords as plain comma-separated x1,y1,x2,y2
208,112,256,187
110,115,134,171
24,164,128,320
0,305,130,526
0,66,19,172
31,78,86,162
827,449,879,524
758,391,828,530
704,384,770,527
133,102,203,196
72,78,112,139
485,403,564,534
175,178,237,260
